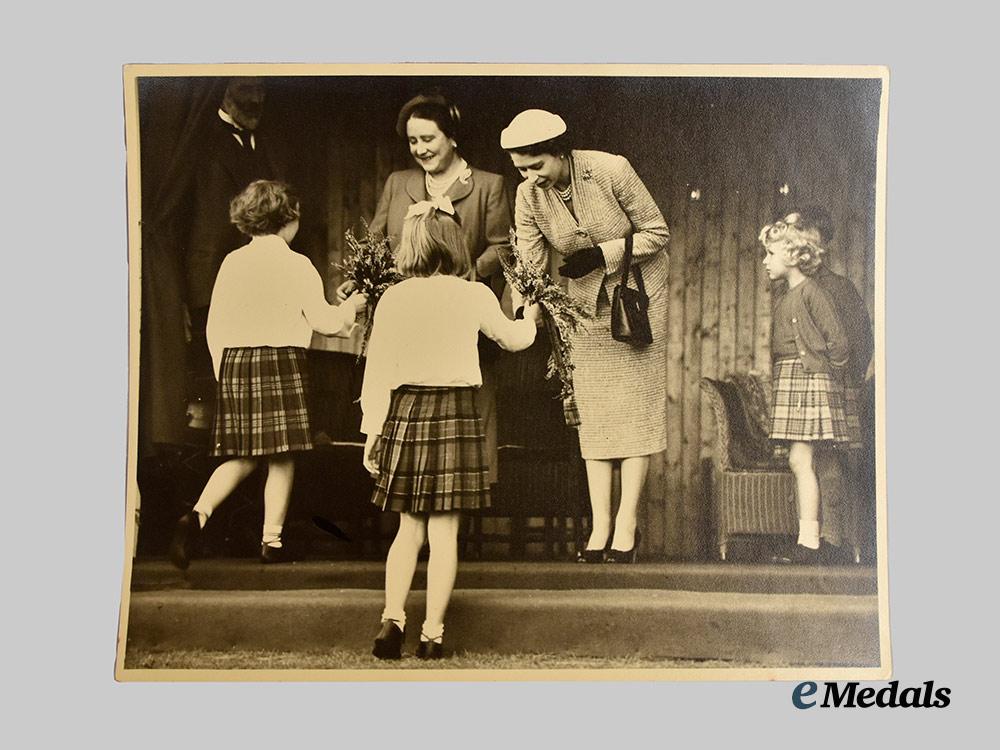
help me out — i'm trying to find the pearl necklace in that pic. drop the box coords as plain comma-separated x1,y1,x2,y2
425,158,471,198
555,183,573,202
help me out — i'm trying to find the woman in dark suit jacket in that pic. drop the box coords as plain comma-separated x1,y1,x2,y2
341,93,513,484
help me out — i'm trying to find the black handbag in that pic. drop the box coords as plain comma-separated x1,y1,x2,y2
611,234,653,346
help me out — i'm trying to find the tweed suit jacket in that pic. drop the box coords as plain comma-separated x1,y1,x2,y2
370,166,512,296
514,150,669,314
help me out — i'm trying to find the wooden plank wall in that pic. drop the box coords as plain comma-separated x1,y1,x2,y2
308,79,878,560
141,76,879,560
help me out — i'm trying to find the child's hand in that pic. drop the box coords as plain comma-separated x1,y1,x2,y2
510,286,525,312
523,302,542,325
345,291,368,312
336,279,357,302
363,434,381,476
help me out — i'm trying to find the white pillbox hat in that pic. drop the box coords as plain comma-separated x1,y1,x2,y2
500,109,567,150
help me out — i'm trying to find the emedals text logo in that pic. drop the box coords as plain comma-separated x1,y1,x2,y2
792,681,951,709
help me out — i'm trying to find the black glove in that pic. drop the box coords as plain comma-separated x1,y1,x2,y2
558,246,605,279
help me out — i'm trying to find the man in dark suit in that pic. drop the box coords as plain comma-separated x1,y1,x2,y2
185,78,283,422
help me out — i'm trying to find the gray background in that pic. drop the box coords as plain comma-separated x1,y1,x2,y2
8,0,994,744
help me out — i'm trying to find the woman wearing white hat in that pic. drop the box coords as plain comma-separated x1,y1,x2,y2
501,109,670,563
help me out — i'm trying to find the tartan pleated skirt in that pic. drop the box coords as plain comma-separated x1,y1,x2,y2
769,357,860,447
210,346,314,457
372,385,490,513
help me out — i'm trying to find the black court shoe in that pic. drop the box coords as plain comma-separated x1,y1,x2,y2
576,548,606,564
576,534,611,563
260,543,299,564
605,529,642,564
416,638,444,660
169,511,202,571
372,620,405,660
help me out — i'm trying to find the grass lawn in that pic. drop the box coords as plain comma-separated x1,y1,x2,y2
124,648,777,671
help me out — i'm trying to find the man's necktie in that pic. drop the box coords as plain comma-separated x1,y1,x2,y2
225,122,254,152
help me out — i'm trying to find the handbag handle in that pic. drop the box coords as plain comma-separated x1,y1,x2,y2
618,234,646,296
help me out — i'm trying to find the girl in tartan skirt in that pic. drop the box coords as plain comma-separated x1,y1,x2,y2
169,180,366,569
759,219,860,565
361,202,539,659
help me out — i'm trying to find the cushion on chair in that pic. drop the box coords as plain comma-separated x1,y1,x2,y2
714,379,783,470
729,373,772,443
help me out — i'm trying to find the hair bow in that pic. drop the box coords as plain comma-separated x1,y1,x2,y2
405,196,455,219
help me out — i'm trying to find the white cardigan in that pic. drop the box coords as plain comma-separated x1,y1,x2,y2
206,234,356,377
360,275,536,436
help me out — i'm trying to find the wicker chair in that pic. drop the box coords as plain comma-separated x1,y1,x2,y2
700,376,797,560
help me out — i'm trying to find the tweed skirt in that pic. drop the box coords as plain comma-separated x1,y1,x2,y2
769,357,860,447
372,386,490,513
571,282,668,460
210,346,314,457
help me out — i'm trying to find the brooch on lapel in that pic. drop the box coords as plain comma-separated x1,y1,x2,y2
580,167,593,181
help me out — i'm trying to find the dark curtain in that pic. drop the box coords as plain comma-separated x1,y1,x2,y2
137,78,226,454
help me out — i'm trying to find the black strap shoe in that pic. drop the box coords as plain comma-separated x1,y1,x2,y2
770,543,823,565
372,620,405,660
259,543,299,564
169,511,201,571
416,638,444,660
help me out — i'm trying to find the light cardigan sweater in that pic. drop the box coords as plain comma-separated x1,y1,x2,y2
360,275,536,436
206,234,357,378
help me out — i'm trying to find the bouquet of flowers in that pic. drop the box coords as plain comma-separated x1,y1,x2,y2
335,222,401,355
500,229,591,426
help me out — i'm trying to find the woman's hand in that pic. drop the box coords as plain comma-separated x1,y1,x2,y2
363,434,381,477
558,246,604,279
336,279,357,302
522,302,542,325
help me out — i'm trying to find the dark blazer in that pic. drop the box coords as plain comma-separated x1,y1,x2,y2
813,266,873,385
370,166,512,297
185,115,282,309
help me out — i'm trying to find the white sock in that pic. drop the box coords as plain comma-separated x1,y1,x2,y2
262,524,283,548
381,610,406,630
797,520,820,549
421,621,444,643
190,508,210,528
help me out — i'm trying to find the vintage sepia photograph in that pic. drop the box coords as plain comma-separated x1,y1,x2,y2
118,63,888,680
